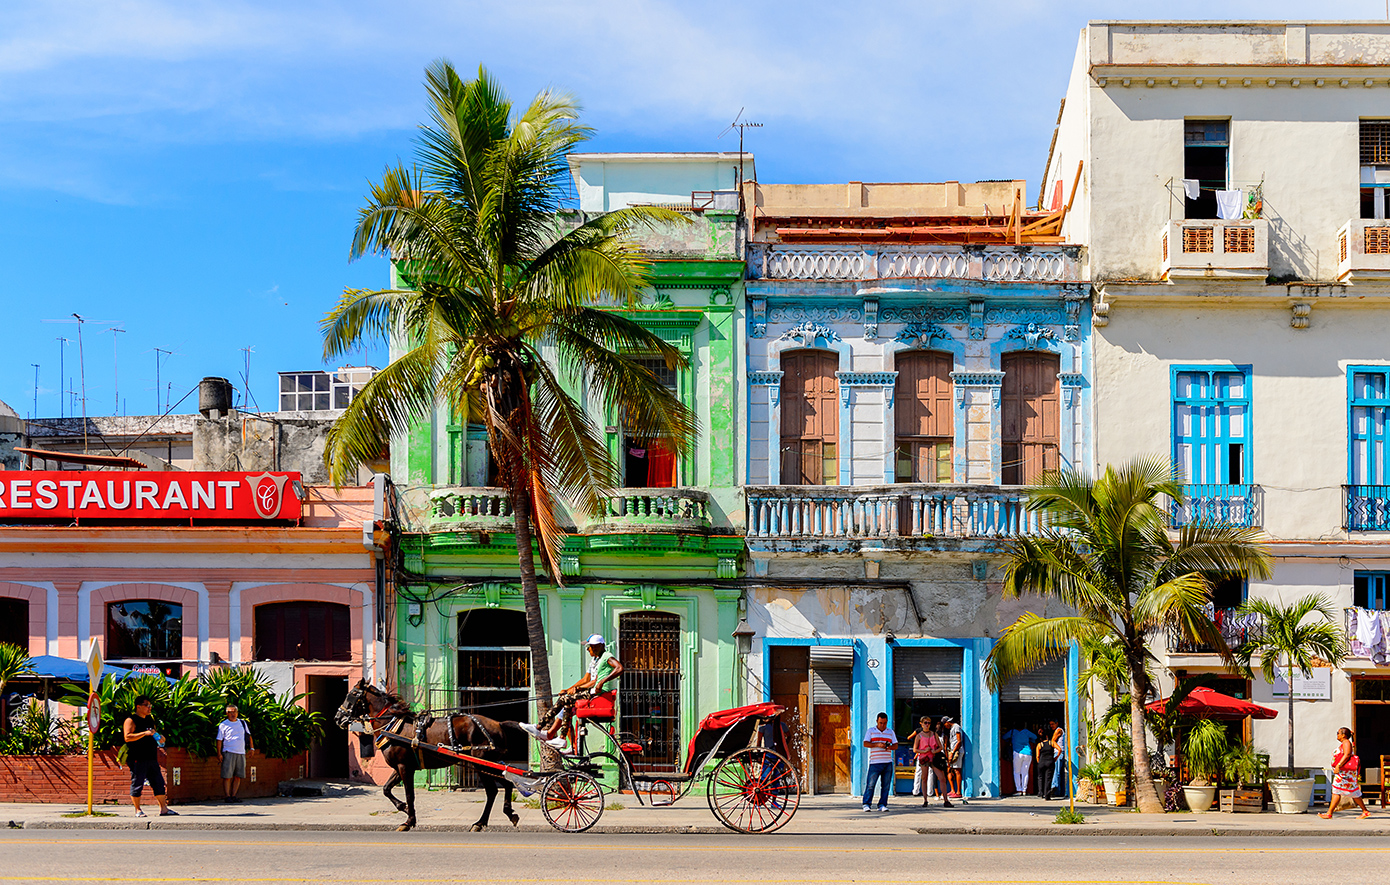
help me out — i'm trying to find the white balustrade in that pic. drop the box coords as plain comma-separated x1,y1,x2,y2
752,245,1077,283
745,485,1045,541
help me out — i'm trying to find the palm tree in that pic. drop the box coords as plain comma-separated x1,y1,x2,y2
321,62,695,709
0,643,34,734
1234,593,1347,771
984,457,1273,813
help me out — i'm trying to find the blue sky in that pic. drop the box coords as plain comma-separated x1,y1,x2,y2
0,0,1374,418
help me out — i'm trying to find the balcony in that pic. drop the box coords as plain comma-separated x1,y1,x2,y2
1346,485,1390,532
1337,220,1390,282
1169,484,1263,529
589,488,713,534
746,244,1080,283
1345,607,1390,660
1160,220,1268,280
427,487,516,532
744,484,1046,546
1166,607,1264,654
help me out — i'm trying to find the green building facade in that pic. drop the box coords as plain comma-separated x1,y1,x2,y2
389,153,751,784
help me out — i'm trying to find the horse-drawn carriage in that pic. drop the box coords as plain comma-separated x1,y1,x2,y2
338,682,801,834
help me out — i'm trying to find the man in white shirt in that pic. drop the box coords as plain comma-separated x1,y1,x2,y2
216,705,254,803
860,711,897,812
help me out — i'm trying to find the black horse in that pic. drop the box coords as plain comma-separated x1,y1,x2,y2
336,679,523,832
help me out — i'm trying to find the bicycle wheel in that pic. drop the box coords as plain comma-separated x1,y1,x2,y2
541,770,605,833
706,747,801,834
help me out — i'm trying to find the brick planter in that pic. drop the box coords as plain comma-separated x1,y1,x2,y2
0,749,306,805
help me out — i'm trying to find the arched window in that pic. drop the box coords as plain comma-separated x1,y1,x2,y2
1001,351,1061,485
894,350,954,483
780,350,839,485
108,601,182,661
0,597,29,650
254,601,351,661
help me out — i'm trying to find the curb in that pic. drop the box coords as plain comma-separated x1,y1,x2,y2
14,820,729,834
912,825,1390,837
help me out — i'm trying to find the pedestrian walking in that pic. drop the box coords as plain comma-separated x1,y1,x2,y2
1035,722,1056,800
904,716,951,807
216,704,255,803
1050,721,1071,799
1003,720,1036,795
123,696,175,818
1320,727,1372,819
861,711,897,812
942,715,965,801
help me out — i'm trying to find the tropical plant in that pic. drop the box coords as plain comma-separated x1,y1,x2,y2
319,62,695,710
1222,740,1266,787
1234,592,1348,772
0,700,84,756
983,457,1273,813
0,643,34,734
1182,718,1229,785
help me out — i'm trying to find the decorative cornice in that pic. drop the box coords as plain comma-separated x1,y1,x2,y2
748,371,784,385
778,321,841,347
894,322,953,349
1004,323,1059,350
949,371,1006,386
836,372,898,386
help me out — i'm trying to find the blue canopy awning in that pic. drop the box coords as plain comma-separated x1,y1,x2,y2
23,655,143,683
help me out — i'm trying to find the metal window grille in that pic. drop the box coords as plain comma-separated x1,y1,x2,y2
1362,122,1390,165
1342,230,1350,264
445,617,532,788
1223,226,1255,254
618,612,682,774
1367,227,1390,255
1183,226,1214,253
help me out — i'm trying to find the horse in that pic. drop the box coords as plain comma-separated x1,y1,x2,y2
335,679,523,832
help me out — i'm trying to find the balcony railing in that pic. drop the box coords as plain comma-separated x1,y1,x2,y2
1166,607,1264,654
1336,219,1390,281
1160,219,1268,280
1169,484,1263,528
744,484,1046,541
1345,607,1390,660
746,244,1079,283
1345,485,1390,531
590,488,713,533
428,487,515,531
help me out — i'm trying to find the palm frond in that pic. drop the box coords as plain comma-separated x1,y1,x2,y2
984,613,1103,692
323,343,440,486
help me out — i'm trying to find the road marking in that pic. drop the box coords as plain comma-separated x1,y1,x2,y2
0,879,1229,884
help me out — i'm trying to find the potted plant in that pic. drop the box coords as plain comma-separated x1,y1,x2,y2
1077,762,1106,804
1219,741,1266,812
1234,593,1347,814
1099,757,1129,807
1181,719,1228,812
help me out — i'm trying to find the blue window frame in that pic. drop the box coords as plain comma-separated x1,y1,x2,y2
1354,572,1390,611
1350,368,1390,485
1172,367,1251,485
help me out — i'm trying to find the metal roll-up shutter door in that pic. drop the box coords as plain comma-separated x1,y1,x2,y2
998,659,1066,703
809,646,854,668
892,647,963,698
811,668,851,705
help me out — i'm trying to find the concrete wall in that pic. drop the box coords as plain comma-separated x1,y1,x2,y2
571,154,745,213
747,180,1027,223
194,413,371,485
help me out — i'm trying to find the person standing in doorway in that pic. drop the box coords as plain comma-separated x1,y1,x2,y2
1050,720,1070,799
1035,722,1056,800
1321,727,1373,819
861,711,897,812
942,715,966,802
1003,720,1036,796
123,697,174,818
216,704,255,803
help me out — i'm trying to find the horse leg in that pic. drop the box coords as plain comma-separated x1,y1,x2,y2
398,767,417,832
382,770,407,814
471,774,497,832
502,778,519,827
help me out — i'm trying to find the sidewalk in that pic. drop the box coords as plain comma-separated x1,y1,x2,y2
6,784,1390,836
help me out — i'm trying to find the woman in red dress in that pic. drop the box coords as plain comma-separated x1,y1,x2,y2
1320,726,1372,819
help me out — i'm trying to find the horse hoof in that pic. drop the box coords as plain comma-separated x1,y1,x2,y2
470,824,484,833
396,824,412,832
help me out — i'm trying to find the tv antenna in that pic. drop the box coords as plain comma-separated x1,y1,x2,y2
718,108,762,211
54,338,68,418
30,364,39,420
107,327,126,416
149,347,175,413
42,314,120,450
239,345,255,412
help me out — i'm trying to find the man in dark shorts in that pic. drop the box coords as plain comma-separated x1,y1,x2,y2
123,696,175,818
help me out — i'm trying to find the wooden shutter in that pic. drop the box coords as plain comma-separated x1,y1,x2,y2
1001,352,1061,485
780,350,839,484
895,350,954,482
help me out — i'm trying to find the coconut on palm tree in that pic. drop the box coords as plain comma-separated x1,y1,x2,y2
320,62,695,709
984,457,1273,813
1234,593,1347,771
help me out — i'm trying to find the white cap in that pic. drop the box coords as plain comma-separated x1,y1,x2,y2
586,634,605,646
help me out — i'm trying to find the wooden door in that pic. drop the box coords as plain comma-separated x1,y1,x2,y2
769,646,809,786
1001,352,1060,485
894,350,954,482
780,350,839,484
814,705,852,793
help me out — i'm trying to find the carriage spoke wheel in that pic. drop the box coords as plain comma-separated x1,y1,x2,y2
706,747,801,834
540,770,605,833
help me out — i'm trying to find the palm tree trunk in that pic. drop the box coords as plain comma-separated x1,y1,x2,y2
1128,672,1163,813
1286,659,1295,772
509,482,553,714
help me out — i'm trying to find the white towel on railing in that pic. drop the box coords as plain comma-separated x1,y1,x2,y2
1216,189,1245,220
1183,179,1201,200
1358,606,1384,648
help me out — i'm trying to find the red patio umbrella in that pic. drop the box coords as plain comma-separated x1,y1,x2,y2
1146,686,1279,720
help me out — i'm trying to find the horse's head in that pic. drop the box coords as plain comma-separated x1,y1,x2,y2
336,678,378,728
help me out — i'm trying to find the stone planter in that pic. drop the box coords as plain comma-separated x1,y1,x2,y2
1100,774,1126,806
1182,783,1218,812
1078,777,1097,804
0,749,306,804
1268,777,1315,814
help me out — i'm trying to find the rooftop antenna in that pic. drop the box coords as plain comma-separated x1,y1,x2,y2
151,348,174,412
718,108,762,213
108,327,126,416
54,338,68,418
30,364,39,420
42,315,118,448
240,345,255,413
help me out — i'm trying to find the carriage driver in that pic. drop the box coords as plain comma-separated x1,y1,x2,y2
520,634,624,752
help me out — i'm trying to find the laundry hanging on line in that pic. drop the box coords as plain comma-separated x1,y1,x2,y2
1216,189,1245,220
1183,179,1201,200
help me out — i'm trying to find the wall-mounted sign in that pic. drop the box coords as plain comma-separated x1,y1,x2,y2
0,471,302,522
1271,667,1332,700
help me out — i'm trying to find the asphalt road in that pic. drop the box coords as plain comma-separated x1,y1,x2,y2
0,831,1384,884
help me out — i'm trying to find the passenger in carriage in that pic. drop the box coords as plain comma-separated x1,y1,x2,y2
521,634,625,752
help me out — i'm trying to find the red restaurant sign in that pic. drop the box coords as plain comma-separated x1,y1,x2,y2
0,472,302,521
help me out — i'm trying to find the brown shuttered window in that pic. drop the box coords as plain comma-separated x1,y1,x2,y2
1001,352,1061,486
780,350,840,484
894,350,954,482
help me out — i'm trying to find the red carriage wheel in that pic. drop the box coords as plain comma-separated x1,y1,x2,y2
706,747,801,834
540,770,605,833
